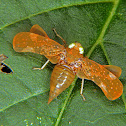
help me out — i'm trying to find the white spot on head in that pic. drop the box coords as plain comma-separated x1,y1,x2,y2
68,43,75,49
56,84,60,88
99,82,107,92
79,46,84,54
109,72,116,79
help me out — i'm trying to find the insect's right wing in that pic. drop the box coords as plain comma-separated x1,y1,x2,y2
76,58,123,100
103,65,122,78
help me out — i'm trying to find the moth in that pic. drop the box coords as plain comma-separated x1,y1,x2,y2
0,54,13,74
13,24,123,104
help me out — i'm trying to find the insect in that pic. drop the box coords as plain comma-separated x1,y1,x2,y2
0,54,13,74
13,24,123,104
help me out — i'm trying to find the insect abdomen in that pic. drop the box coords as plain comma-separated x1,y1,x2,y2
48,64,75,104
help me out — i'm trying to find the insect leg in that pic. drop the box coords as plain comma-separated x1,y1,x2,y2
53,28,67,47
33,59,50,70
80,79,86,101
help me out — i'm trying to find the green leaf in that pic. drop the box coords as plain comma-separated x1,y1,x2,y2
0,0,126,126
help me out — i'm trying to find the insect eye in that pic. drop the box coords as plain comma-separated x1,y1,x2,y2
79,47,84,54
68,43,75,49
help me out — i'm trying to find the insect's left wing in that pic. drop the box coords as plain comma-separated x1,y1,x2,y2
77,58,123,100
13,32,64,55
13,28,65,64
30,24,49,37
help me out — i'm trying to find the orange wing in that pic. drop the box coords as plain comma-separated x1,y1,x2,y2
77,58,123,100
13,25,65,63
30,24,49,37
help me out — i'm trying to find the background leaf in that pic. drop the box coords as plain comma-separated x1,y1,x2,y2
0,0,126,126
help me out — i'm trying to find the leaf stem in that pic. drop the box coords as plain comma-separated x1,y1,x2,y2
122,93,126,111
100,42,111,64
87,0,120,58
55,76,78,126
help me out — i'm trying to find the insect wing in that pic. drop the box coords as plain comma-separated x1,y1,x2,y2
103,65,122,78
77,58,123,100
30,24,49,37
13,32,65,57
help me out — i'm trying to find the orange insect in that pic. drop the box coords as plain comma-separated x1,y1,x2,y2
0,54,13,74
13,24,123,104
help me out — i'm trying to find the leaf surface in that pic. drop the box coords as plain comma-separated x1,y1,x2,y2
0,0,126,125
